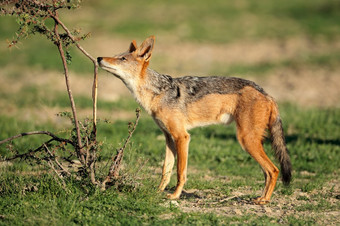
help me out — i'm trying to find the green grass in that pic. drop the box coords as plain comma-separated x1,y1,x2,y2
1,102,339,225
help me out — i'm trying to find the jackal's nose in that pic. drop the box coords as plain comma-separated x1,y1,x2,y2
97,57,103,63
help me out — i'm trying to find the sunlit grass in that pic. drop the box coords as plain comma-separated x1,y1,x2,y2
1,102,339,224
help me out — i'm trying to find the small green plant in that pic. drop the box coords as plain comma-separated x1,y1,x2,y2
296,195,309,201
301,182,320,193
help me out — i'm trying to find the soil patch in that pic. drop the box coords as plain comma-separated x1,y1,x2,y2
162,179,339,224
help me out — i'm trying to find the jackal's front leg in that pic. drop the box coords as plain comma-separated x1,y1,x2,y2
158,132,176,191
167,132,190,200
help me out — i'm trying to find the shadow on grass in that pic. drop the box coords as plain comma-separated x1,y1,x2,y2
286,134,340,146
201,129,340,147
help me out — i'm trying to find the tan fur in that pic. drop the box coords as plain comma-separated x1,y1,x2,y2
233,87,281,204
186,93,237,129
98,36,292,205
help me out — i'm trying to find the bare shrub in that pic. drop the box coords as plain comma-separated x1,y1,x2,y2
0,0,139,190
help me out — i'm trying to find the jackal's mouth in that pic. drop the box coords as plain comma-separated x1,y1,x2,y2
98,62,120,78
97,57,123,79
99,64,117,73
97,58,115,71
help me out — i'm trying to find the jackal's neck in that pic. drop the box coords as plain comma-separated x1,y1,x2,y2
145,68,173,91
132,68,173,114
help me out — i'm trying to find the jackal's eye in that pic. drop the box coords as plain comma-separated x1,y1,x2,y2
120,57,127,61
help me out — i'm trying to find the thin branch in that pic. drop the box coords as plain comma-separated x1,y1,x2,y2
89,161,97,185
101,109,141,189
1,138,54,162
134,158,149,178
43,143,71,176
48,12,96,62
114,109,141,175
48,10,99,138
47,159,67,189
52,10,85,161
121,111,141,152
0,131,73,146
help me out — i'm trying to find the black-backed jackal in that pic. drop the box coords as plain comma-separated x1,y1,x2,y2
97,36,292,204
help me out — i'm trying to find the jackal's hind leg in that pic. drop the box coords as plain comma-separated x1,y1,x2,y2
237,127,279,205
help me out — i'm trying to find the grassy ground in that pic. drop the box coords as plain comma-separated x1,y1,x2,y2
0,104,339,225
1,0,340,225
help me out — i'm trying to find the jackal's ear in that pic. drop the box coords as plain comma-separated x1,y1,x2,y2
128,40,137,53
137,35,155,62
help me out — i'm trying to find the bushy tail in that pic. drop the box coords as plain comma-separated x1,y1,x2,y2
269,103,292,185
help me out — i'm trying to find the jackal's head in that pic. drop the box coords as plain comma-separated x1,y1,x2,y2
97,36,155,88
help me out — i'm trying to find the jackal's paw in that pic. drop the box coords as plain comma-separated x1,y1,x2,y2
167,193,180,200
158,185,166,192
253,197,270,205
158,187,164,192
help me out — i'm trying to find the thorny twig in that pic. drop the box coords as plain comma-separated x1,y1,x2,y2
43,144,68,189
47,10,99,138
53,12,85,164
101,108,141,190
1,138,55,162
43,143,71,176
0,131,73,146
48,9,99,181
